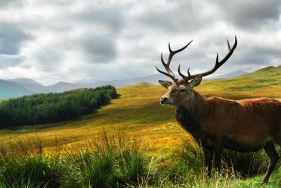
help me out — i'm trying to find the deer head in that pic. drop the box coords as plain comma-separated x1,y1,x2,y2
157,36,237,107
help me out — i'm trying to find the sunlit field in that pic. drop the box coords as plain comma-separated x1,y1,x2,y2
0,66,280,156
0,66,280,187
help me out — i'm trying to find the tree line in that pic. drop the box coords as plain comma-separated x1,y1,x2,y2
0,86,118,127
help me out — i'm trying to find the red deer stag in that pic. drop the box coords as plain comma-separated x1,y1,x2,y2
156,36,281,183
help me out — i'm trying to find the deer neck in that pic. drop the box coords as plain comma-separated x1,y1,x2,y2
176,91,207,143
178,90,207,116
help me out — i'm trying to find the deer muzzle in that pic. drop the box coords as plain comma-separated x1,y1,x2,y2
160,97,169,105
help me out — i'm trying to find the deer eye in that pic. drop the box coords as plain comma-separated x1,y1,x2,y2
170,89,176,94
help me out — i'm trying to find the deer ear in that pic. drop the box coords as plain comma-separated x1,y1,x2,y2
159,80,172,88
189,76,202,88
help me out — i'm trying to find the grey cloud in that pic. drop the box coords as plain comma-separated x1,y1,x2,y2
78,34,117,63
0,0,280,84
72,4,124,32
32,48,62,71
214,0,281,29
155,35,281,78
0,55,22,68
157,37,233,74
0,23,30,55
133,1,216,34
67,3,124,64
159,46,207,71
248,46,281,60
25,2,123,65
231,45,281,67
0,0,23,8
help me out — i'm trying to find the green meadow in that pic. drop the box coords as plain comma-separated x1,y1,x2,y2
0,66,280,187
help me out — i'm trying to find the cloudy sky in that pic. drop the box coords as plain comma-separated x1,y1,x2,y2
0,0,280,85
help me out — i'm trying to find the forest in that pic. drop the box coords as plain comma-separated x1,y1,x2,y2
0,86,118,127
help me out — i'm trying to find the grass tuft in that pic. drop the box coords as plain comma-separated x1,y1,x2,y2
0,131,153,188
0,155,63,188
0,133,280,187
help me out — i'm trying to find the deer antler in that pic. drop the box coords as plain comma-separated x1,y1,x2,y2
156,40,193,82
178,36,237,82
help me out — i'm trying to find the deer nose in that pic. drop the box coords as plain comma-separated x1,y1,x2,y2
160,97,168,104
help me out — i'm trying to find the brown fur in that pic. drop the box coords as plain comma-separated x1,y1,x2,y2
157,36,280,182
161,83,281,182
199,95,281,147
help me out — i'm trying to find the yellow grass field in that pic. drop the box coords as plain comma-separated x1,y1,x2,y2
0,66,280,158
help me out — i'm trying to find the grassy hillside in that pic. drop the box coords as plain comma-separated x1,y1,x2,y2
0,66,280,155
0,82,179,156
198,65,281,99
0,66,280,187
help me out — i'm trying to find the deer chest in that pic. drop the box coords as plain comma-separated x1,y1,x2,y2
175,108,201,142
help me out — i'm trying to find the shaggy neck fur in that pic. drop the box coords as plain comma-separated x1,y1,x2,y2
175,91,207,143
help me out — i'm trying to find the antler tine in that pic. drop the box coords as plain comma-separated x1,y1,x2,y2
156,40,193,81
161,52,175,77
168,42,172,53
214,35,237,68
168,40,193,55
179,36,237,82
156,66,177,81
227,39,231,51
187,67,191,77
166,40,193,68
177,64,186,80
178,65,192,83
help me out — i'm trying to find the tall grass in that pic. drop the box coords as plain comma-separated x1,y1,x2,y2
157,138,270,187
61,131,153,188
0,131,153,188
0,155,63,187
0,133,278,188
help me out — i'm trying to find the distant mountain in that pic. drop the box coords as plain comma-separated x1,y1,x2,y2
9,78,87,93
1,65,279,98
9,78,48,93
0,79,33,98
9,78,42,86
89,74,168,88
89,69,249,88
1,79,88,98
45,81,87,93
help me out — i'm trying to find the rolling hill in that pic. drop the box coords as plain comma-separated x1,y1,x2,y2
0,68,254,98
9,78,48,94
0,65,280,155
196,65,281,99
44,81,86,93
9,78,42,86
88,70,248,88
0,65,280,187
0,79,33,98
0,79,87,98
